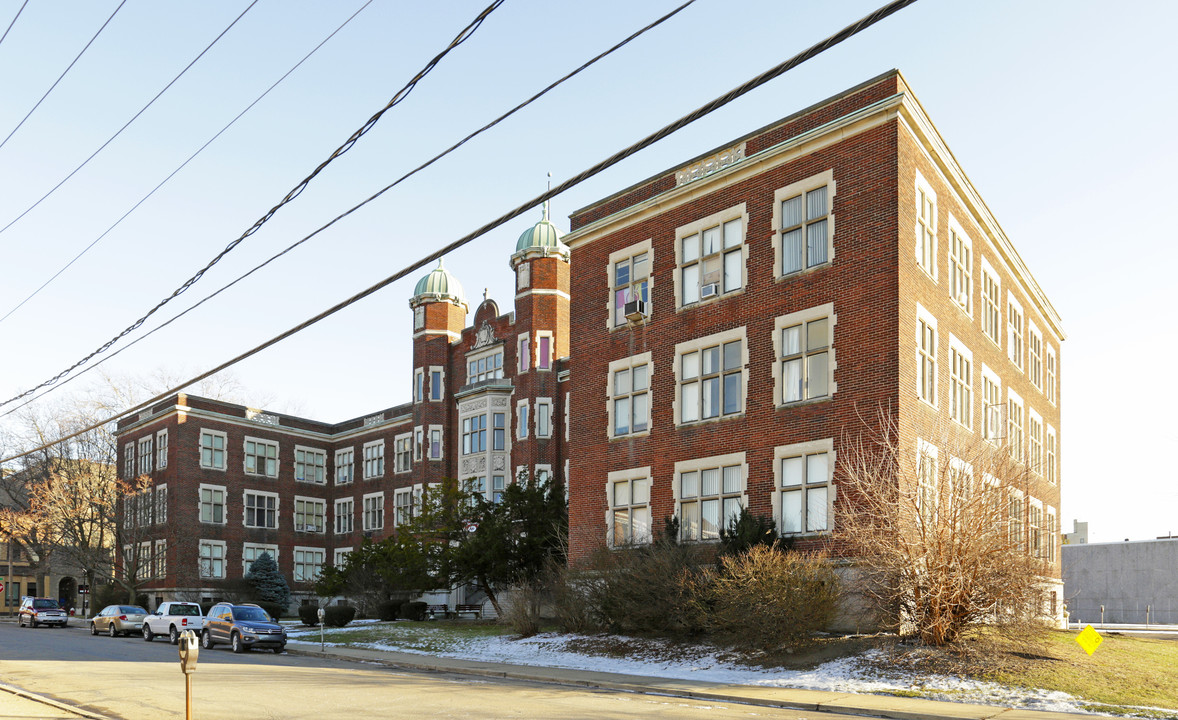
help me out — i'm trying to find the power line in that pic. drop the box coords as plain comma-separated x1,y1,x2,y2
0,0,128,153
0,0,920,466
0,0,506,411
0,0,700,419
0,0,29,50
0,0,376,326
0,0,260,238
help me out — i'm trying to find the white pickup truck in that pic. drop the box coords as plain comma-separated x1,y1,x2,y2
142,601,205,644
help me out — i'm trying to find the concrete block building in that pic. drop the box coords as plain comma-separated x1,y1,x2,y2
116,70,1064,615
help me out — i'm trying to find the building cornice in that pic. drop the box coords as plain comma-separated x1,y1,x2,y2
115,403,411,443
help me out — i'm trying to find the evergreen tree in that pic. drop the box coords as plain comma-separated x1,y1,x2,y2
245,551,291,610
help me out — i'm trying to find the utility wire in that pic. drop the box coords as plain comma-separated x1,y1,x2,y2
0,0,376,326
0,0,29,50
0,0,699,420
0,0,259,237
0,0,128,153
0,0,919,464
0,0,505,410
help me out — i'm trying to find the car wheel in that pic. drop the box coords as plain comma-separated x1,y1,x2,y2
31,619,38,628
169,626,180,645
108,623,118,638
90,623,98,636
231,633,245,653
143,624,154,641
201,630,214,650
274,646,285,654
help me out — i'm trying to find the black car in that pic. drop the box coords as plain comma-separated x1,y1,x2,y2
201,603,286,653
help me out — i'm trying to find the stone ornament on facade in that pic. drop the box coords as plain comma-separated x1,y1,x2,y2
246,409,279,426
675,143,746,186
363,413,384,427
473,321,496,349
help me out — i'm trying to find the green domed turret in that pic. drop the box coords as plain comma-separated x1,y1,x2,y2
411,259,467,308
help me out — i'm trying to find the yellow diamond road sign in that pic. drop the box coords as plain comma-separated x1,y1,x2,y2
1076,624,1103,656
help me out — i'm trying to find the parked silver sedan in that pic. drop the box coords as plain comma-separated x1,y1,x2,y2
90,605,148,637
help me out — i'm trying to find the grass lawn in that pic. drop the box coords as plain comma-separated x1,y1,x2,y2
292,619,509,655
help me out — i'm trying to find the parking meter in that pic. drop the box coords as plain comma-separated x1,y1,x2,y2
318,607,325,651
179,630,199,673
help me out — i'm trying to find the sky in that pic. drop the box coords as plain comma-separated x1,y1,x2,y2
0,0,1174,544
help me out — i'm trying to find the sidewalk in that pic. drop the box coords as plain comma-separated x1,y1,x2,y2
0,681,110,720
285,643,1086,720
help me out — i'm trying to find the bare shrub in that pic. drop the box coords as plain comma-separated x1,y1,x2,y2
501,580,546,637
836,409,1054,646
708,545,838,650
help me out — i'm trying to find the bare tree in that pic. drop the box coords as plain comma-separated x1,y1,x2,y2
835,408,1054,646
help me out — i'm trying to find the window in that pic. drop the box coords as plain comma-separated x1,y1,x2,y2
612,246,650,327
948,219,971,313
123,442,134,479
334,547,352,567
414,368,424,403
776,305,834,404
363,441,384,479
1008,295,1024,370
154,539,167,577
139,488,152,526
777,174,831,275
1007,391,1024,460
156,430,168,469
429,426,443,459
677,329,745,424
295,447,326,484
242,544,278,573
335,448,354,485
917,440,937,523
491,414,505,451
949,337,972,429
1046,426,1057,485
394,488,413,526
294,497,325,533
414,427,423,462
915,173,937,279
537,334,552,370
199,484,226,525
1046,346,1057,405
1008,491,1025,550
430,368,443,401
139,541,152,579
463,415,487,454
199,541,225,579
138,436,153,475
535,465,551,487
678,208,745,306
200,430,226,470
124,494,136,529
982,262,1001,345
244,438,278,477
610,354,650,437
678,458,744,542
244,491,278,529
1029,411,1043,476
1029,501,1043,558
1045,507,1058,562
155,484,167,525
609,471,651,546
293,547,325,583
492,474,506,503
394,434,412,473
982,366,1002,445
536,399,553,438
468,350,504,383
334,498,354,534
777,440,832,535
518,333,530,373
517,401,529,439
465,476,487,503
917,306,937,406
362,493,384,531
1029,324,1043,390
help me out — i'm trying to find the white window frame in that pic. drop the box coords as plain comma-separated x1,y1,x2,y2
948,334,973,430
123,441,135,479
138,436,153,475
773,439,834,536
414,427,423,462
394,433,413,474
414,368,424,403
1007,389,1025,461
199,429,227,471
155,429,168,469
1028,409,1043,477
242,543,279,574
982,365,1003,446
429,366,444,401
334,497,354,535
394,487,414,526
608,352,652,438
462,414,487,455
467,348,504,384
773,303,836,406
198,540,226,579
154,539,167,578
517,332,530,373
1045,345,1058,405
673,452,747,543
428,425,443,460
1007,293,1025,371
362,492,384,531
608,239,652,329
334,547,352,567
155,484,168,525
243,436,279,478
1046,424,1058,486
675,203,747,308
362,440,384,479
243,490,279,529
294,446,327,484
674,327,747,425
773,170,834,278
294,495,326,534
536,332,553,371
948,215,972,315
981,256,1001,347
198,483,226,525
1045,506,1058,562
916,303,938,407
606,467,652,547
916,438,938,523
516,400,530,440
335,447,354,485
915,171,937,280
293,546,325,583
536,398,553,438
1028,322,1043,390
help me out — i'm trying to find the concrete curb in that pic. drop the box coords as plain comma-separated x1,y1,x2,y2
0,680,115,720
284,645,1087,720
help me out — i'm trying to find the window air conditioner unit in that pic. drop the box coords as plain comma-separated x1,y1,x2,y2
295,523,305,531
700,283,719,299
623,299,648,321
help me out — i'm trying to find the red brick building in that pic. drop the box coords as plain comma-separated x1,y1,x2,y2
116,71,1063,616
